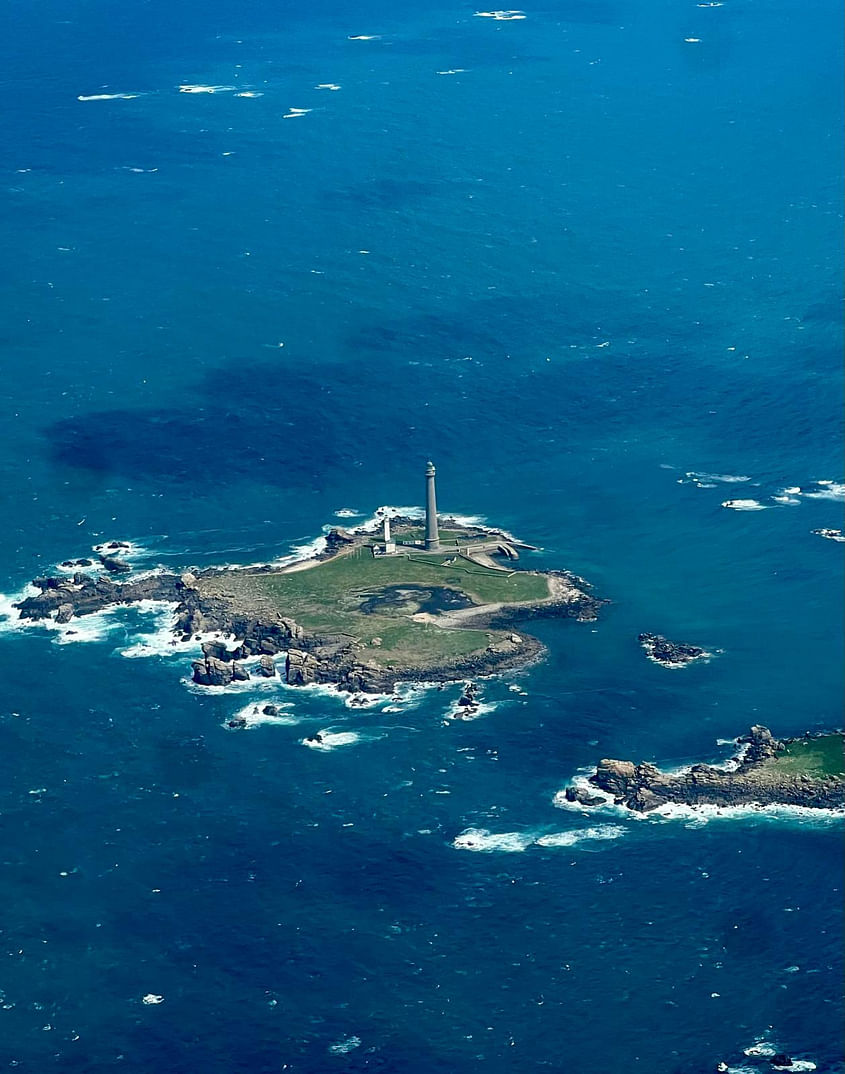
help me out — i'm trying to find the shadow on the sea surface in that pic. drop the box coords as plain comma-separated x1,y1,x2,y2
320,177,443,211
43,345,629,488
44,276,841,490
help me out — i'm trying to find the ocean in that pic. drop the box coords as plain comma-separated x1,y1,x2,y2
0,0,842,1069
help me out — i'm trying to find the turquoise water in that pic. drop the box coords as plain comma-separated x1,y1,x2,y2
1,1,843,1069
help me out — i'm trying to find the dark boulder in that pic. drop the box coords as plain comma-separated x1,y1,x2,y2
55,603,74,625
99,556,132,574
737,724,783,765
258,655,277,677
563,785,606,807
191,656,233,687
286,649,321,686
231,662,250,682
201,640,232,662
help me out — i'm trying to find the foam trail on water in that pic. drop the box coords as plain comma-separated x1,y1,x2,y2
178,84,236,94
803,479,844,500
78,92,143,101
721,499,768,511
453,823,628,853
535,825,628,848
302,730,361,750
228,700,301,729
453,828,535,852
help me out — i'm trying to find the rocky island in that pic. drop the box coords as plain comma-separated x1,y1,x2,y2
565,726,845,813
12,472,602,694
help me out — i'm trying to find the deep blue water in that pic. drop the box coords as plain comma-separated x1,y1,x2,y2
1,0,843,1070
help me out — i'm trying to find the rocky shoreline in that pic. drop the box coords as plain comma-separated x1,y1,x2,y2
12,525,601,694
564,726,845,813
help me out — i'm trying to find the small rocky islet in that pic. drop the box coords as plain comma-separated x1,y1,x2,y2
565,725,845,813
637,631,710,668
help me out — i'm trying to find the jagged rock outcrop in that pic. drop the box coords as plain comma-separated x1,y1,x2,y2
258,655,277,677
191,656,236,687
15,572,187,621
324,528,356,552
231,662,250,682
99,555,131,574
450,681,481,720
285,649,321,686
563,785,609,807
201,640,233,662
582,726,845,813
737,724,782,764
55,603,74,624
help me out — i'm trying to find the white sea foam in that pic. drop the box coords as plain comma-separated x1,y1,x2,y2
0,587,38,634
771,494,801,505
283,108,312,119
328,1036,361,1055
340,680,436,711
474,10,527,19
91,539,149,562
235,90,263,98
644,800,845,826
742,1050,817,1074
0,595,127,646
269,534,328,569
78,92,142,101
228,700,300,729
141,994,164,1005
347,34,382,40
119,609,222,660
535,825,627,848
681,471,751,485
812,528,845,543
552,772,618,813
802,480,844,501
52,540,151,577
721,498,768,511
453,822,628,853
178,84,236,94
744,1043,777,1058
453,828,534,852
436,69,467,75
315,83,342,91
334,508,362,518
444,699,499,722
302,730,361,750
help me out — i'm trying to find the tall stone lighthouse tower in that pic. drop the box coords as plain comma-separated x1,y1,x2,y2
424,461,440,550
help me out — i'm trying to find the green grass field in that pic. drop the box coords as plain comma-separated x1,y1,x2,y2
771,735,845,778
199,547,550,669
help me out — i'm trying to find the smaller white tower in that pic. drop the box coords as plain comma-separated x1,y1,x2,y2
383,514,396,555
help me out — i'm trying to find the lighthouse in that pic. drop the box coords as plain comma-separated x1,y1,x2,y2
425,461,440,550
